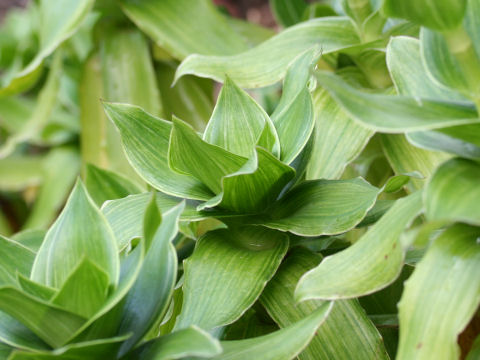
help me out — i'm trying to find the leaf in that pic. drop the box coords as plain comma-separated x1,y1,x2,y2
315,71,479,132
383,0,466,30
169,117,247,194
271,48,318,164
120,0,247,60
174,227,288,330
397,224,480,360
0,236,35,286
213,303,333,360
0,313,49,351
30,180,119,289
467,336,480,360
295,191,423,301
261,247,389,360
306,88,373,180
258,178,379,236
270,0,308,27
0,287,86,348
383,172,423,193
51,259,110,318
204,77,278,158
16,274,56,301
425,158,480,226
11,230,45,253
0,155,44,192
9,335,129,360
125,326,221,360
175,17,361,88
85,164,143,207
0,0,94,94
104,102,213,200
116,202,184,356
199,147,295,214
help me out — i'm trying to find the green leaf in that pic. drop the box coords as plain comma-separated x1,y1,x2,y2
16,274,56,301
51,259,110,318
117,202,184,356
125,326,221,360
104,102,213,200
204,77,278,158
270,0,308,27
397,224,480,359
174,227,288,330
383,172,423,193
0,287,86,348
315,71,479,132
0,236,35,286
261,248,389,359
467,336,480,360
213,303,333,360
120,0,247,60
9,335,129,360
11,230,45,253
199,147,295,214
296,191,423,301
169,117,247,194
425,158,480,226
85,164,143,207
383,0,466,30
258,178,379,236
31,180,119,289
0,155,44,192
175,17,361,88
306,88,373,180
0,313,49,351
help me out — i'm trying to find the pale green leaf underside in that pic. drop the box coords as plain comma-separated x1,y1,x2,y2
296,191,423,301
175,17,361,88
397,224,480,360
175,227,288,331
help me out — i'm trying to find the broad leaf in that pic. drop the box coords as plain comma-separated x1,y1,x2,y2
175,17,361,88
199,147,295,214
169,117,247,194
31,180,119,289
258,178,379,236
0,236,35,286
306,89,373,180
0,313,49,352
116,202,184,356
296,191,422,301
397,224,480,359
85,164,142,207
120,0,247,60
125,326,221,360
104,102,213,200
315,71,479,132
261,248,389,359
203,77,278,158
16,274,56,301
213,303,333,360
174,227,288,330
425,158,480,226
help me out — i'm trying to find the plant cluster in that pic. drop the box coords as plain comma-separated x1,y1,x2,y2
0,0,479,359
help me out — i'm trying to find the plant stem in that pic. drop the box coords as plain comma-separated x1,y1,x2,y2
347,0,372,25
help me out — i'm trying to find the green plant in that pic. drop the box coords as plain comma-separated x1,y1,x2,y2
0,0,479,359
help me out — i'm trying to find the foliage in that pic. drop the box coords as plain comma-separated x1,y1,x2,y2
0,0,479,359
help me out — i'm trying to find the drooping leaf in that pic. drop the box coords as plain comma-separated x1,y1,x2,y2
175,17,361,88
85,164,143,207
116,202,184,356
120,0,247,60
30,180,119,289
383,0,466,30
213,303,333,360
203,77,278,158
425,158,480,226
261,248,389,359
51,259,110,318
296,191,422,301
174,227,288,330
169,117,247,194
125,326,221,360
104,102,213,200
397,224,480,360
257,178,379,236
0,236,35,286
199,147,295,214
306,88,373,180
315,71,479,132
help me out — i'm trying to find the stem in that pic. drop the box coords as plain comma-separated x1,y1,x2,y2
347,0,372,25
443,26,480,111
